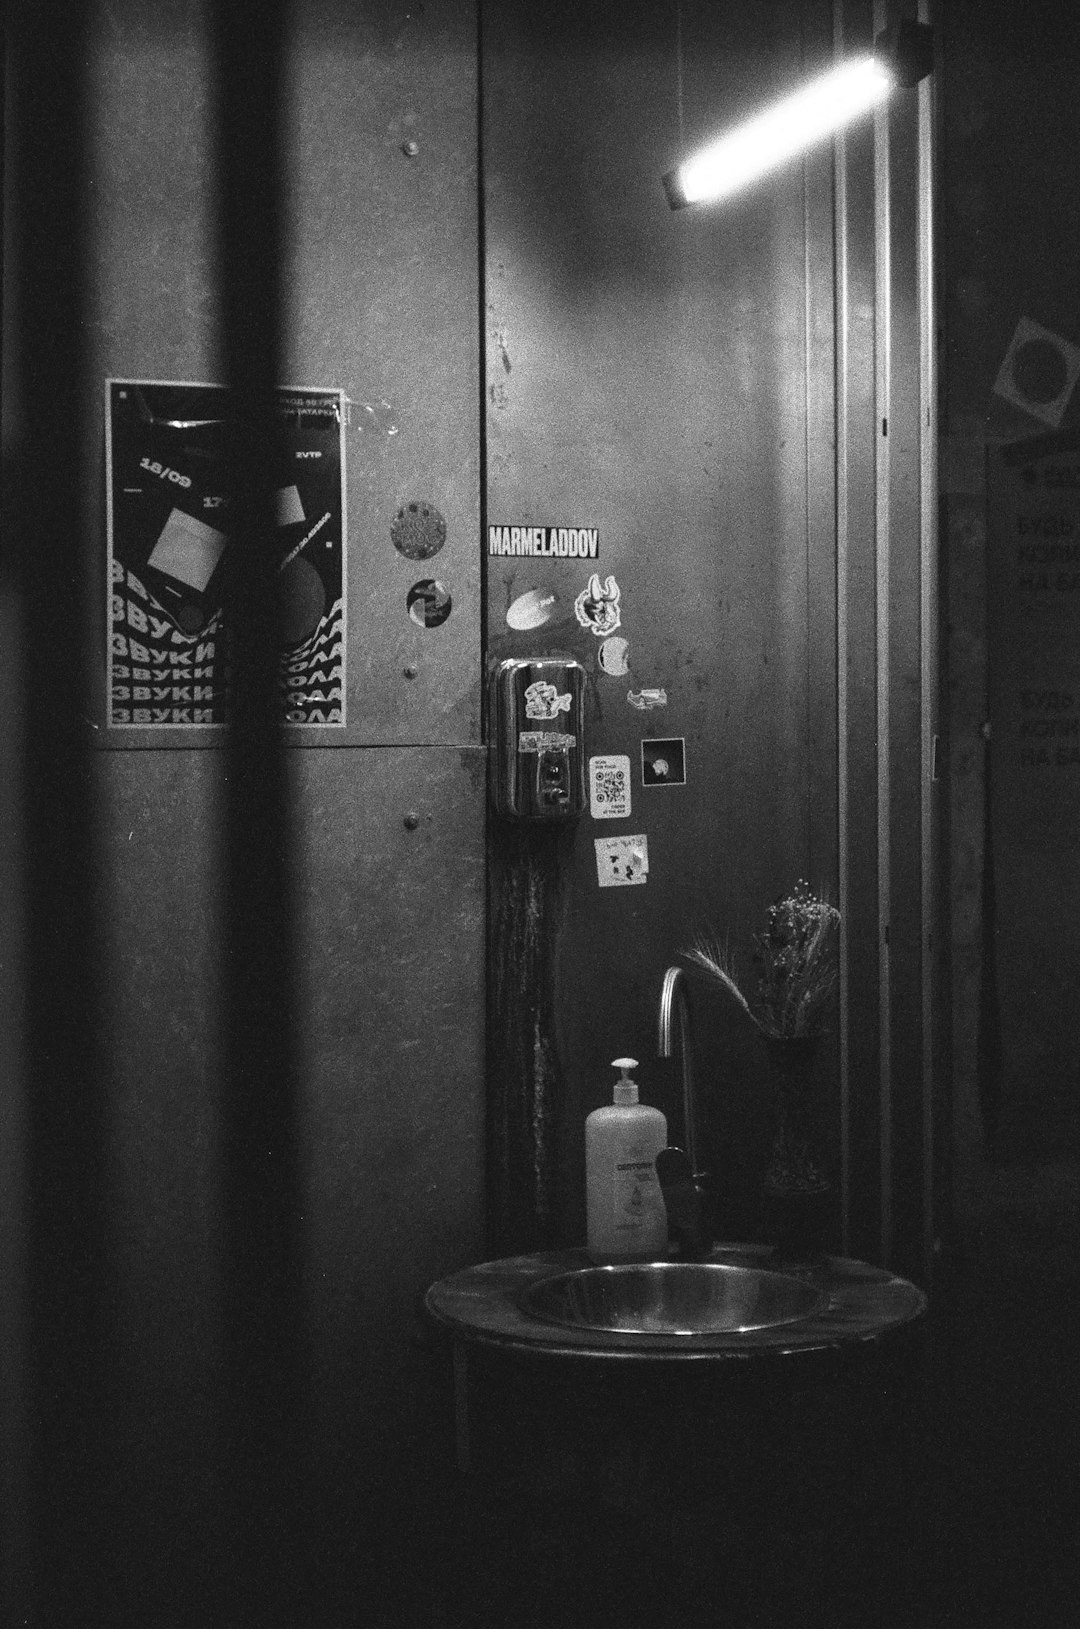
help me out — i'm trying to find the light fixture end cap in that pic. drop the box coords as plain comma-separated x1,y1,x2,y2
874,20,935,88
662,168,690,210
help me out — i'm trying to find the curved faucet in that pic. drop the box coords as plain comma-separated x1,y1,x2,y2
658,966,699,1171
656,965,712,1258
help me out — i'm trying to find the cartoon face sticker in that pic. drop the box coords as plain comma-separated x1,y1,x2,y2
574,573,621,637
524,679,572,720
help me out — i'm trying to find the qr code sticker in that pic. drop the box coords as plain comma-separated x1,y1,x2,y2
589,754,631,819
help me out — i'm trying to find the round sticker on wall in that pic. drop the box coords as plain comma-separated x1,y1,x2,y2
507,588,561,630
598,636,629,676
392,501,447,560
406,579,452,628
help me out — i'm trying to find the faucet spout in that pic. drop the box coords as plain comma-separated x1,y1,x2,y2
656,965,711,1258
657,965,699,1173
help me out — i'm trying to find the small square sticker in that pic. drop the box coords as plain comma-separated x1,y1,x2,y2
641,737,686,787
594,835,649,887
589,754,632,819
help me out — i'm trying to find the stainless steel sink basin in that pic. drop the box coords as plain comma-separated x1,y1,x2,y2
518,1260,828,1337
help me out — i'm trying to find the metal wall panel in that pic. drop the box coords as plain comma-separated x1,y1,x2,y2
835,0,939,1275
484,0,939,1275
283,5,482,745
3,2,487,1613
882,3,931,1278
91,740,485,1614
483,0,843,1248
835,1,885,1258
85,0,482,747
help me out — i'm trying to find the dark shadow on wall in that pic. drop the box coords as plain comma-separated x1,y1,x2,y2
4,5,112,1624
3,4,316,1624
210,3,310,1625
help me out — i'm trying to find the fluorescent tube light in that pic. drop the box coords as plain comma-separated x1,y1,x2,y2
663,55,894,210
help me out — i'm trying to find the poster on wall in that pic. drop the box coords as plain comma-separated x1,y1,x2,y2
987,437,1080,1157
106,379,346,728
987,439,1080,842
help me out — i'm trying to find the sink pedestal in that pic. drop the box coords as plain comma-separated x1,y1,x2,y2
436,1325,930,1629
426,1242,927,1482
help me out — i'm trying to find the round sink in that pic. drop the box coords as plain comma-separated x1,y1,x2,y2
517,1260,828,1337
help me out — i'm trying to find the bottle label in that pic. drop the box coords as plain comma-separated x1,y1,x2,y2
613,1159,662,1235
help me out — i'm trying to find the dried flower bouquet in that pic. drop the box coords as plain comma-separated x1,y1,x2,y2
685,880,840,1040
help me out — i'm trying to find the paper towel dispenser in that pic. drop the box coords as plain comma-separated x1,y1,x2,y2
490,657,587,821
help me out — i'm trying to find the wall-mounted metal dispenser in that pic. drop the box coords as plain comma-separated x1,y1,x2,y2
490,657,587,821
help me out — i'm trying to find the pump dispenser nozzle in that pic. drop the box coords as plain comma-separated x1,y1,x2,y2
611,1057,640,1106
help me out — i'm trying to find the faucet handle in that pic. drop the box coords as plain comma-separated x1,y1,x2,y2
655,1146,712,1260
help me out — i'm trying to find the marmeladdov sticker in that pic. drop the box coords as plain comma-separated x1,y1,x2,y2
488,525,599,559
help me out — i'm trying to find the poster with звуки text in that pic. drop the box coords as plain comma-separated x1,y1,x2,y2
105,379,346,729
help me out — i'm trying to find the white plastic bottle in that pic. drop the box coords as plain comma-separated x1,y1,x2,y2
585,1058,668,1263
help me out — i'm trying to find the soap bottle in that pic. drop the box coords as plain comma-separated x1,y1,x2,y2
585,1058,668,1263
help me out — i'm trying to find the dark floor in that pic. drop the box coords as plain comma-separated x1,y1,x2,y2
364,1220,1080,1629
18,1215,1075,1626
365,1386,1076,1625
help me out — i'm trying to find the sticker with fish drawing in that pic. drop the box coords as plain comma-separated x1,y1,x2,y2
524,679,572,721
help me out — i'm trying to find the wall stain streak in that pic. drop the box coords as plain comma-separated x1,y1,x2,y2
487,820,573,1253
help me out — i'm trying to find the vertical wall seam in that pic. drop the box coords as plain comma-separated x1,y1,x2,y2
675,0,685,152
874,0,893,1266
918,0,938,1286
476,0,490,741
800,0,812,883
833,0,851,1257
803,154,815,878
475,0,493,1262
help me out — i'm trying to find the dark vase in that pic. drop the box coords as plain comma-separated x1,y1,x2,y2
760,1034,835,1256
